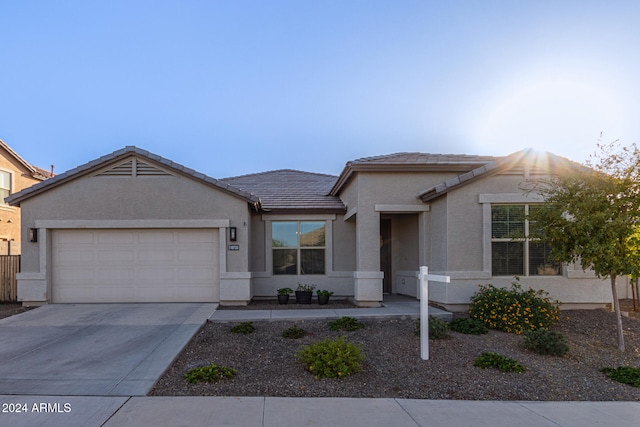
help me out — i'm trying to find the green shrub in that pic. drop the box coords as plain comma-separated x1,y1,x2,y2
474,352,526,373
230,321,255,335
523,329,569,356
414,316,449,339
600,367,640,387
469,278,560,334
282,324,307,339
328,316,364,332
184,363,237,384
297,336,364,379
449,318,489,335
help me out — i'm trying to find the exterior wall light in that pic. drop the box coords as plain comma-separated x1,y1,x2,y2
229,227,237,242
28,228,38,242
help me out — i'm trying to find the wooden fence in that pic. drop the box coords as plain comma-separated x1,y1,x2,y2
0,255,20,302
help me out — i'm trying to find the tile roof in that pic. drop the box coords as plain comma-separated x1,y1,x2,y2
349,152,497,166
0,138,53,180
221,169,345,212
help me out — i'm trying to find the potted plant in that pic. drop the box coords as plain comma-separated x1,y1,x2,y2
277,287,293,305
295,283,315,304
317,289,334,305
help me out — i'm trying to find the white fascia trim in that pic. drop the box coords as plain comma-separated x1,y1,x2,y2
374,204,430,212
35,219,230,229
479,193,544,204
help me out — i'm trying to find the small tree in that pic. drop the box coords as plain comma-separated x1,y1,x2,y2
527,141,640,351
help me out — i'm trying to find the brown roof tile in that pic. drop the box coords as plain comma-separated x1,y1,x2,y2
222,169,345,212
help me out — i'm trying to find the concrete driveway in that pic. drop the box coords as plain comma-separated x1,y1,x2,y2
0,303,217,396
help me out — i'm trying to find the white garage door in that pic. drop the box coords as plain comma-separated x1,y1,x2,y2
52,229,219,303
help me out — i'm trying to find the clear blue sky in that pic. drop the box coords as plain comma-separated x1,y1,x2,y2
1,0,639,178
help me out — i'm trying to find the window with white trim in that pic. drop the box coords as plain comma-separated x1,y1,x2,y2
0,171,10,205
272,221,325,275
491,205,561,276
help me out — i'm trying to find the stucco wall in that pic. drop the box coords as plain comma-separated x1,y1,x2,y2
249,213,355,298
428,172,622,311
19,171,252,273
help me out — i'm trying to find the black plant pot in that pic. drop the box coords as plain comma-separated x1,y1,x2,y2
318,295,330,305
295,291,313,304
277,294,290,305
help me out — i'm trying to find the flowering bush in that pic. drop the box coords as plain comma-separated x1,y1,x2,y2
469,278,560,334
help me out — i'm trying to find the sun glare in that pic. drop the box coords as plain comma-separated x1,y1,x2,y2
474,78,625,162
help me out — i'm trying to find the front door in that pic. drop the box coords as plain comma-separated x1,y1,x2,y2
380,219,392,293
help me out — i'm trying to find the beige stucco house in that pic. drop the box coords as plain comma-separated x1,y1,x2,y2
0,139,52,255
6,146,621,310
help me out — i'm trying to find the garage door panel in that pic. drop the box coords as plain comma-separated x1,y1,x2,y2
52,229,219,303
95,267,136,282
56,249,96,264
97,249,135,264
97,231,135,244
56,231,95,244
138,248,176,263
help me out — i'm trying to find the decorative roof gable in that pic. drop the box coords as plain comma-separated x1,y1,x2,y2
6,146,260,207
94,157,174,177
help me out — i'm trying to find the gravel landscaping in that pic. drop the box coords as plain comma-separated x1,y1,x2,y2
151,305,640,401
0,302,36,320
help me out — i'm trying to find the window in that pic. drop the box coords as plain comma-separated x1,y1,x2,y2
0,171,10,205
272,221,325,275
491,205,561,276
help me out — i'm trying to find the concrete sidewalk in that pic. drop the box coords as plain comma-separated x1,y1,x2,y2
1,395,639,427
209,299,453,322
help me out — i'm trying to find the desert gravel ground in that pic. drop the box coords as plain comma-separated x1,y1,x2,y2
151,303,640,401
0,302,36,319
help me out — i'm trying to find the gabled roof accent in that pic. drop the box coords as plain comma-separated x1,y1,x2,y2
0,139,53,181
330,152,498,196
6,146,261,207
417,149,584,202
221,169,345,213
95,158,174,177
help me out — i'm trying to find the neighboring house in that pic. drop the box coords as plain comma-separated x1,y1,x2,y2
0,139,52,255
6,146,622,309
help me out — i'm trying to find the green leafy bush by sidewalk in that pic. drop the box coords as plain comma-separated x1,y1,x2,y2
282,324,307,339
184,363,237,384
474,352,526,373
230,321,255,335
524,329,569,356
297,336,364,379
469,278,560,334
328,316,364,332
600,367,640,387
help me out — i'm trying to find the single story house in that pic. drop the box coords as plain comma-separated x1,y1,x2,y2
6,146,624,310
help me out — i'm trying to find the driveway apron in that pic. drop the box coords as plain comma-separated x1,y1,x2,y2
0,303,216,396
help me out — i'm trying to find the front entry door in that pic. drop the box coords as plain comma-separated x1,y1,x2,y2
380,219,392,293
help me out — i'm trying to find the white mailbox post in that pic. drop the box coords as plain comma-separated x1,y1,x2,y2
419,266,450,360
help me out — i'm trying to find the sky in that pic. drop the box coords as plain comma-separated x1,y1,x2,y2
1,0,639,178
